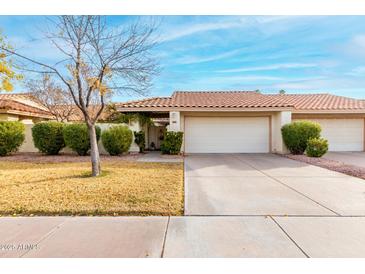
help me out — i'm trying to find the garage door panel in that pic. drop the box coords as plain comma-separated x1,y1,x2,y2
294,119,364,152
185,117,269,153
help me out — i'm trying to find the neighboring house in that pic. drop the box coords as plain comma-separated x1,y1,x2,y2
117,91,365,153
0,93,111,123
0,93,125,154
51,105,112,122
0,93,53,123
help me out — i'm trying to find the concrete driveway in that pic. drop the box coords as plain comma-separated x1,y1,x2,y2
324,151,365,168
185,153,365,216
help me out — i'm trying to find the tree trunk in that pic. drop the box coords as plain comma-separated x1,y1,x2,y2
87,123,101,176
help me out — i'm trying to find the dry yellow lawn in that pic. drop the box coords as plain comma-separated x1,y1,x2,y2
0,161,184,216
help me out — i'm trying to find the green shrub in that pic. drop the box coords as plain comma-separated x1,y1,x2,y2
281,120,321,154
32,121,65,155
63,124,101,156
306,138,328,157
134,131,145,153
0,121,25,156
160,131,183,155
101,125,133,156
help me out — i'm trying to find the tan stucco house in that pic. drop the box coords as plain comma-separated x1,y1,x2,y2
2,90,365,154
0,93,53,123
0,93,110,123
0,93,117,154
117,91,365,153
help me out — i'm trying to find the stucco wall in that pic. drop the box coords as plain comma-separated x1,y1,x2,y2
18,122,140,154
0,113,19,121
271,111,292,154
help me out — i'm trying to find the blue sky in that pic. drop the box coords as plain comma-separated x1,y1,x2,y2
1,16,365,100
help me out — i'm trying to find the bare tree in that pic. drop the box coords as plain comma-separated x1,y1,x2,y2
1,16,158,176
27,74,75,122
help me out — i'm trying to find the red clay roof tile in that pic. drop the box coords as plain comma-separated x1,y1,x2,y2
117,91,365,111
118,91,292,109
266,93,365,110
0,94,52,117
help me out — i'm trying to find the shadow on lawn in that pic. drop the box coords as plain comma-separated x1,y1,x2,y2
0,170,114,186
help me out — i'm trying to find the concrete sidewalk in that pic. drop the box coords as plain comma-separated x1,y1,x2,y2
2,216,365,258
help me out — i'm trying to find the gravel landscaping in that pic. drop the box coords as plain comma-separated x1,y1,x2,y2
284,154,365,180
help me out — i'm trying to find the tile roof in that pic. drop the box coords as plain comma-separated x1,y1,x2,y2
267,93,365,110
117,91,292,109
53,105,112,122
117,91,365,111
117,96,173,108
0,93,53,117
0,93,111,121
3,91,364,120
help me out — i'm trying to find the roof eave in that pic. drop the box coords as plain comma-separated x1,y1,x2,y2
292,109,365,114
0,109,54,119
117,106,294,112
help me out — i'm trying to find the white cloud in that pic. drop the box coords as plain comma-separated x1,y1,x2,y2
217,63,318,73
269,76,358,91
350,35,365,49
254,16,298,24
346,66,365,76
175,47,244,64
341,34,365,59
9,35,66,64
190,75,284,86
159,18,249,42
229,75,283,81
159,16,306,43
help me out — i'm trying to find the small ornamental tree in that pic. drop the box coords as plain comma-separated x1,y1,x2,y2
1,16,158,176
27,74,75,122
32,122,65,155
101,125,133,156
134,131,145,153
0,121,25,156
0,32,22,92
63,123,101,156
281,120,321,154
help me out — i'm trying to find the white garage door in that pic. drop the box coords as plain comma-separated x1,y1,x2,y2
297,119,364,152
184,116,269,153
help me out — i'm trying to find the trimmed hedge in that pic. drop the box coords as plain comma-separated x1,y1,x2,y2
63,124,101,156
101,125,133,156
134,131,145,153
0,121,25,156
160,131,183,155
32,121,65,155
281,120,321,155
306,137,328,157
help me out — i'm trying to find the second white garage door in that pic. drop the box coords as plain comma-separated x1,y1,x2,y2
184,116,269,153
295,119,364,151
